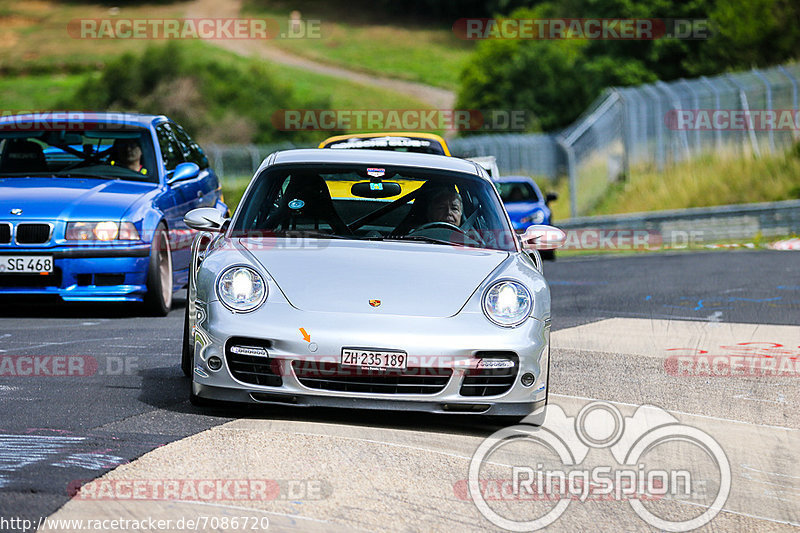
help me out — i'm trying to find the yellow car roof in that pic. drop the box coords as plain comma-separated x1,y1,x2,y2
318,132,451,156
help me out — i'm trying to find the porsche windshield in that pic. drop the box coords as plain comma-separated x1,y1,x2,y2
0,128,157,182
232,164,516,251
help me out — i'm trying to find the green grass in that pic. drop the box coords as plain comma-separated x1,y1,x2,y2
220,175,255,212
180,41,434,135
0,1,187,72
0,72,85,109
550,143,800,220
0,41,432,140
241,0,472,90
592,146,800,216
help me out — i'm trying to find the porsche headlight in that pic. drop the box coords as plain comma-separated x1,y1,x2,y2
217,266,266,312
66,221,139,241
482,280,532,327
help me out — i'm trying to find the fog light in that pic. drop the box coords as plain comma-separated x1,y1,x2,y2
207,356,223,371
230,345,268,357
520,373,535,387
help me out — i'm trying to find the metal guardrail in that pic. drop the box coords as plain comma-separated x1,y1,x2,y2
557,199,800,245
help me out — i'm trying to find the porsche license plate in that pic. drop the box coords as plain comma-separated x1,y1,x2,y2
341,348,407,370
1,256,54,274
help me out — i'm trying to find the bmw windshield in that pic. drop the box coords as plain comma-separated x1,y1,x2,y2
0,127,158,183
231,163,517,251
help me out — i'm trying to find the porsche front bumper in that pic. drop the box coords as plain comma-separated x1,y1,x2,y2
191,299,550,416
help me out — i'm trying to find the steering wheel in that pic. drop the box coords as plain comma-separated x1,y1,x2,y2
411,221,467,235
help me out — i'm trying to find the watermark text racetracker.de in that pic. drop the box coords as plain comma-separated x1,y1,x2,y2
271,109,529,132
67,478,331,502
463,401,730,531
0,356,138,377
666,109,800,130
453,18,711,40
665,342,800,377
67,17,321,40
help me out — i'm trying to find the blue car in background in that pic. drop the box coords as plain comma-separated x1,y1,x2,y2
494,175,558,259
0,113,226,315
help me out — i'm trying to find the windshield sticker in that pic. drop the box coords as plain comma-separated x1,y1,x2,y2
330,138,432,149
288,199,305,210
367,168,385,178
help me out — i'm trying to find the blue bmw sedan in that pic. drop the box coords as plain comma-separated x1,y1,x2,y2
494,176,557,230
0,113,226,315
494,176,559,260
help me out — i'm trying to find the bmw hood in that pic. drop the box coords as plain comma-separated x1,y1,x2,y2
241,239,509,317
0,177,154,220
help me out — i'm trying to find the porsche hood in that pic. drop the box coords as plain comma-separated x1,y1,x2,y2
240,239,509,318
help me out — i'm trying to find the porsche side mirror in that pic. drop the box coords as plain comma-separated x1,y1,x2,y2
521,225,566,250
184,207,228,232
545,192,558,204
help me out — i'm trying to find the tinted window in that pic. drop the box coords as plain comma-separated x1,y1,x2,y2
171,123,209,169
232,163,515,251
155,123,184,170
497,181,541,202
0,127,157,183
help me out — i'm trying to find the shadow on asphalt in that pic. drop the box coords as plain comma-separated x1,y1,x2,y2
137,364,518,439
0,295,187,318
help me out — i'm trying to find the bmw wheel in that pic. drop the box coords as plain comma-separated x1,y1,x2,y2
144,223,173,316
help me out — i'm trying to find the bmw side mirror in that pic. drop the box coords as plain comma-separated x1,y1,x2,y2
521,225,565,250
167,162,200,184
184,207,228,232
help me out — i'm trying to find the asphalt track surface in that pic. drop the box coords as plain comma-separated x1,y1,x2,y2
0,250,797,531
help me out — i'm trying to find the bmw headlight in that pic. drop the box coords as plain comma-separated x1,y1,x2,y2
216,266,267,312
482,280,532,327
66,221,139,241
521,210,546,225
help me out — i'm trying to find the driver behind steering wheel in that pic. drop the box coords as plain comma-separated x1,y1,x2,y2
425,188,462,227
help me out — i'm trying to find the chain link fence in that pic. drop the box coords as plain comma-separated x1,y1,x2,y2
562,62,800,217
206,62,799,219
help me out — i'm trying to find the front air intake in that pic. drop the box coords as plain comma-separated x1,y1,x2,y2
16,223,51,244
460,351,519,397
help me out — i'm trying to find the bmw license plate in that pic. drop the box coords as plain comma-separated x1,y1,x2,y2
0,256,54,274
341,348,407,370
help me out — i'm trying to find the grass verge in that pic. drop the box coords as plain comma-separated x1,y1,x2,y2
550,143,800,220
241,0,472,90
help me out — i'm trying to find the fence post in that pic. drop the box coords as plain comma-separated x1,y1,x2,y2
642,85,665,171
656,80,691,161
726,74,761,157
679,79,701,155
209,144,224,179
247,145,261,176
778,65,799,140
700,76,723,151
752,68,775,152
611,88,630,180
556,136,578,218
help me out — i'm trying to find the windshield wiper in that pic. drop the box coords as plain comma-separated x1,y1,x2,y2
271,230,350,239
371,235,465,247
51,171,115,180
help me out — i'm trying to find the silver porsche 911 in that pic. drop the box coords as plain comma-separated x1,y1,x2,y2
182,149,564,418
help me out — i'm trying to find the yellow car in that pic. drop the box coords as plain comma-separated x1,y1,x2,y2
319,132,451,156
